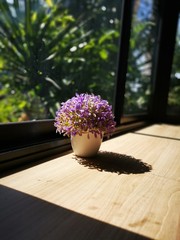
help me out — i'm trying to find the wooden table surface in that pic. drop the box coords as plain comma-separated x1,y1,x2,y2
0,124,180,240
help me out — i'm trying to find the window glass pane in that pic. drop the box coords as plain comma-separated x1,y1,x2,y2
123,0,156,116
0,0,122,122
167,15,180,116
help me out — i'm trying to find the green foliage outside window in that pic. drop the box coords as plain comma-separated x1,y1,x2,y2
0,0,120,122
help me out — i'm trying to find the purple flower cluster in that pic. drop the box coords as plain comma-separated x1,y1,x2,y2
54,93,116,138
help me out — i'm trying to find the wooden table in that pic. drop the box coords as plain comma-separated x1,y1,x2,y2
0,124,180,240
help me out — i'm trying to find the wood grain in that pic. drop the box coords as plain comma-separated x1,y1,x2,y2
0,124,180,240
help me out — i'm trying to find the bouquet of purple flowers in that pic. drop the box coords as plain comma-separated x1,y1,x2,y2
54,93,116,138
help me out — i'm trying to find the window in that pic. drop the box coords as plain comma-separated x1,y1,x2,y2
123,0,156,115
0,0,179,171
149,0,179,123
167,15,180,117
0,0,122,123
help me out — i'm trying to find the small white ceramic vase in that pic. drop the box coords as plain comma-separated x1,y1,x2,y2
71,132,103,157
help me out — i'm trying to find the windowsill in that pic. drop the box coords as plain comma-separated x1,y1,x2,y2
0,124,180,240
0,120,149,172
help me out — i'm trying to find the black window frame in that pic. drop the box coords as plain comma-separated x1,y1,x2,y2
0,0,179,173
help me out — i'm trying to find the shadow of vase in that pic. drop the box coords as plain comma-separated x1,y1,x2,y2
74,151,152,175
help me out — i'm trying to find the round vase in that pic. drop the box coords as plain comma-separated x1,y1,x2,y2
71,132,103,157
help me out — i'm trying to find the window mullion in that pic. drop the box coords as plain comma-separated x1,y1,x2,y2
113,0,134,125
